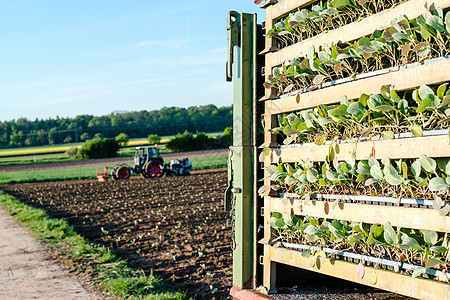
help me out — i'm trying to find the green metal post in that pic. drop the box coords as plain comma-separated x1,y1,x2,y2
225,11,257,290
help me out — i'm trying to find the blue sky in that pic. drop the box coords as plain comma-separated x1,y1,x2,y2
0,0,262,122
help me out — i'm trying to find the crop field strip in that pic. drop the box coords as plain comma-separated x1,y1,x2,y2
258,0,450,299
0,133,222,158
0,153,227,184
0,171,231,300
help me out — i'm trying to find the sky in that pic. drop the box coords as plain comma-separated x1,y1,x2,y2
0,0,262,122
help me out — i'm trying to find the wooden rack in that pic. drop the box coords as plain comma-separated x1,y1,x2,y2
259,0,450,299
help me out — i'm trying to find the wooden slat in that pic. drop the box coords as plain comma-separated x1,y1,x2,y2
270,58,450,115
264,245,450,300
268,196,450,233
268,135,450,163
271,0,316,20
268,0,450,67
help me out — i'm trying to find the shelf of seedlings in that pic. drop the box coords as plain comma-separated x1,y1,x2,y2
259,0,450,299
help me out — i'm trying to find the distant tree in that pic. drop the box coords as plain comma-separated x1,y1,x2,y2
63,136,73,143
0,104,233,149
221,127,233,146
148,134,161,145
76,138,119,159
166,131,228,152
65,147,79,159
166,131,194,152
115,133,129,148
93,133,104,139
80,132,90,141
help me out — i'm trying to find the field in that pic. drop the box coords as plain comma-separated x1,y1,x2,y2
0,171,231,299
0,132,223,165
0,150,228,184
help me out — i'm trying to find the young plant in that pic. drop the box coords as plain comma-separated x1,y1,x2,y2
270,213,450,281
266,9,450,95
271,84,450,145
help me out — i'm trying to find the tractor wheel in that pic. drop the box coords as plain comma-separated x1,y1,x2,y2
146,161,164,178
140,172,149,178
115,166,131,180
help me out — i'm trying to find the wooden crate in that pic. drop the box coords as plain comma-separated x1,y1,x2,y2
258,0,450,298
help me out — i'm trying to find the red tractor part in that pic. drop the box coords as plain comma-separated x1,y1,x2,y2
96,166,109,181
146,160,164,178
115,166,131,180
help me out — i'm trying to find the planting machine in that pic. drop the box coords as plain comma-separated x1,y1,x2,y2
96,146,192,181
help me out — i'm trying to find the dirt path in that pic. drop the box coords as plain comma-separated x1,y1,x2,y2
0,207,95,300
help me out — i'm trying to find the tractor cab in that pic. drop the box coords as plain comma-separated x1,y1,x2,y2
134,146,162,167
133,146,164,178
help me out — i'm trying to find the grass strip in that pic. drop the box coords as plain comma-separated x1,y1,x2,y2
0,167,97,184
190,155,227,171
0,155,228,184
0,190,188,300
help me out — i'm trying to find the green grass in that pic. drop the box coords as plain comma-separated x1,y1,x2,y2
0,152,71,166
0,167,97,184
190,155,227,170
0,155,227,184
0,191,188,299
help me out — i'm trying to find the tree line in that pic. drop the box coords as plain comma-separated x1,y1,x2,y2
0,105,232,148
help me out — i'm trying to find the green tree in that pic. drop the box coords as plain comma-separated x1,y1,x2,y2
115,133,129,148
80,132,90,141
148,134,161,145
77,138,119,159
221,127,233,146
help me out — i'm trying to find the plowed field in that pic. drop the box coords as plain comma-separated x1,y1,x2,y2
0,170,231,299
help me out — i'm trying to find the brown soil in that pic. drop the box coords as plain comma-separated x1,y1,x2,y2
1,170,232,300
0,149,227,173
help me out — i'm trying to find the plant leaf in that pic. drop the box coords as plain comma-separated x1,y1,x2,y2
437,83,448,98
258,185,270,197
426,15,446,32
370,271,377,285
397,99,409,115
422,230,438,246
411,160,421,178
401,236,423,251
382,131,394,140
357,262,365,279
419,155,436,173
348,102,366,116
412,266,426,278
410,125,423,137
433,196,443,210
384,222,398,246
417,98,435,113
425,258,443,269
313,74,326,85
370,165,384,181
428,177,449,191
418,85,435,100
384,166,404,185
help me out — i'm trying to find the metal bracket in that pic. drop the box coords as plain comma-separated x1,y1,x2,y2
226,11,240,82
224,147,234,211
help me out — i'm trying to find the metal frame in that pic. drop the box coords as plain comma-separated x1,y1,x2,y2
226,11,258,290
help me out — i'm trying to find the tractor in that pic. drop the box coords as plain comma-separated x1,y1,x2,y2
100,146,192,181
